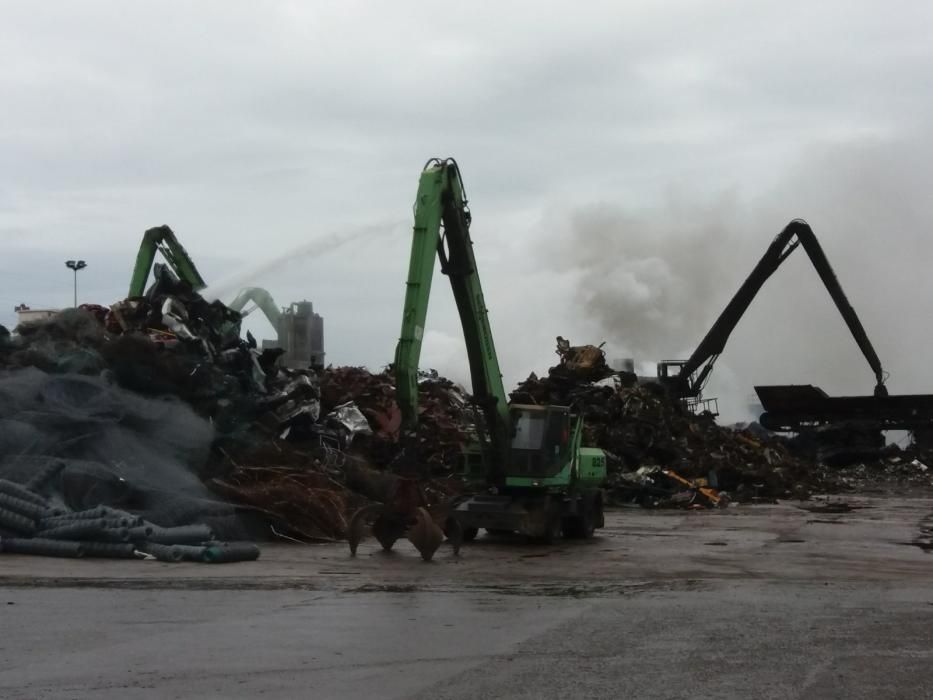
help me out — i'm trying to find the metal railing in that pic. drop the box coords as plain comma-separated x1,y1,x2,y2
684,396,719,416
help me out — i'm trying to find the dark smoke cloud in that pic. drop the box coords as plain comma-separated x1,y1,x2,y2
543,131,933,420
543,191,748,362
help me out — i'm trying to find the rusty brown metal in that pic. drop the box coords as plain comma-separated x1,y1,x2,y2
407,507,444,561
345,476,455,560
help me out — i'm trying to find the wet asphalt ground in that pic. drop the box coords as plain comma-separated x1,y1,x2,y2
1,496,932,699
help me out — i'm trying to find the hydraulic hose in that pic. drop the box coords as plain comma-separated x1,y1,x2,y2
0,508,37,536
1,538,84,558
40,507,142,531
97,527,131,542
24,461,65,493
0,492,49,520
39,514,106,530
202,542,261,563
103,517,139,530
0,480,50,509
146,524,214,545
45,506,110,522
81,542,137,559
101,508,143,527
39,521,112,541
127,525,155,541
143,543,206,562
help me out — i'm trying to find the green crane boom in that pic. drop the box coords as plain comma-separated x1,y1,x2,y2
659,219,888,402
227,287,283,327
394,158,511,471
128,225,207,298
393,159,607,542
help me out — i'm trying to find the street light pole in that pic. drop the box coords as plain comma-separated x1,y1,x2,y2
65,260,87,308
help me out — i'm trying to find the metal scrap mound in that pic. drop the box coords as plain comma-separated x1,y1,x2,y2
512,339,834,503
5,274,928,550
0,277,474,546
206,367,472,541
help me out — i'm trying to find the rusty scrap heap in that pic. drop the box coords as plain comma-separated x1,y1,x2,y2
211,367,470,541
512,339,830,503
2,270,928,558
0,274,473,548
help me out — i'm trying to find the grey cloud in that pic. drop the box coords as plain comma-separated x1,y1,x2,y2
542,128,933,420
3,1,933,413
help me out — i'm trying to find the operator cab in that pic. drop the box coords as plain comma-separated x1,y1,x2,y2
657,360,686,381
656,360,719,416
507,404,572,478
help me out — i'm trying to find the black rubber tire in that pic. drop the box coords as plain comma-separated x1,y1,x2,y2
563,502,596,539
580,506,596,538
562,516,582,538
539,516,562,544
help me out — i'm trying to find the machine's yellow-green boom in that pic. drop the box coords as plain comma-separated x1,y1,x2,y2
227,287,283,327
393,158,607,542
128,225,206,297
394,158,511,470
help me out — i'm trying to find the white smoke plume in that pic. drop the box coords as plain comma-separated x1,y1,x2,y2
202,220,404,303
539,131,933,421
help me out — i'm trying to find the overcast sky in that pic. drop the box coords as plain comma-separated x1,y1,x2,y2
2,1,932,420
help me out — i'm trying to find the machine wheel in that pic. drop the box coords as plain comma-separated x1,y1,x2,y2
539,516,563,545
580,506,596,538
563,501,597,539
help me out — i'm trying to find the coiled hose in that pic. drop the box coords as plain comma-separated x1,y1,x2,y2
203,543,261,563
100,508,143,527
24,461,65,493
127,525,155,542
38,521,128,542
142,543,207,562
146,524,214,545
0,480,50,509
39,507,109,525
1,538,84,558
0,508,36,536
0,492,48,520
81,542,137,559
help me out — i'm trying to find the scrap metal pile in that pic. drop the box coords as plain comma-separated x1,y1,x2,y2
205,366,472,541
0,273,472,549
511,339,835,504
3,268,930,557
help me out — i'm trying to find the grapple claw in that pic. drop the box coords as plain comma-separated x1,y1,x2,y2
408,507,444,561
445,515,463,557
347,503,395,556
373,513,404,551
